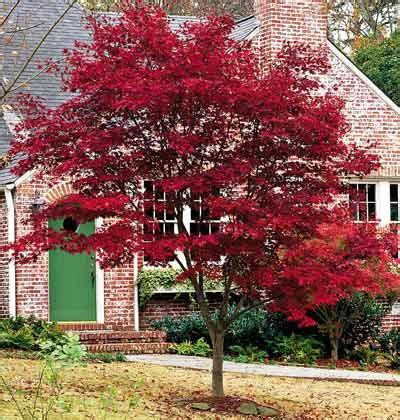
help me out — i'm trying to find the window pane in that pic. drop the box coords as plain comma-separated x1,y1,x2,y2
367,184,376,202
211,223,219,234
391,204,399,222
391,184,398,203
191,204,200,221
155,186,163,200
368,203,376,220
200,223,210,235
190,223,200,236
165,223,175,234
349,184,357,201
144,180,153,193
359,203,367,221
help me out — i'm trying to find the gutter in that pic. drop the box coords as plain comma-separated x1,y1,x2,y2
4,185,16,317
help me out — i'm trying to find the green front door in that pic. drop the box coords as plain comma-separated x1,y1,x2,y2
49,218,96,322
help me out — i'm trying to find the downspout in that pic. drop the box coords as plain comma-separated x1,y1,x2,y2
133,253,140,331
4,186,16,317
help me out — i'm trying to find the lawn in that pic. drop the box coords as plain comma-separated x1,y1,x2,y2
0,357,399,419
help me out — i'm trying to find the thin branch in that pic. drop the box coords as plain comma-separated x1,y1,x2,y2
1,0,78,102
0,0,21,29
8,57,65,94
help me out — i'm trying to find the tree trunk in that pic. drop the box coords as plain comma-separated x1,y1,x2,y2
211,331,225,398
330,335,339,362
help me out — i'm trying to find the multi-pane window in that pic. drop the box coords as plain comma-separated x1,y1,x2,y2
190,191,220,236
143,180,176,238
349,183,376,222
390,184,400,258
390,184,400,222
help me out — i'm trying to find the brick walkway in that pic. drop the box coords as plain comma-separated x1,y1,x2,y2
127,354,400,384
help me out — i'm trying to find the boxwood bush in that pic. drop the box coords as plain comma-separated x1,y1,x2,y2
151,305,293,352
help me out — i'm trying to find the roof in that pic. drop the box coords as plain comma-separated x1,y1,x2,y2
0,1,258,186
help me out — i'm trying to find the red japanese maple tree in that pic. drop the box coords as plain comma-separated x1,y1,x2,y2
6,5,400,396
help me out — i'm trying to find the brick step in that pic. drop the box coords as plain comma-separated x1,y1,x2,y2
85,342,171,354
78,330,167,344
58,323,107,332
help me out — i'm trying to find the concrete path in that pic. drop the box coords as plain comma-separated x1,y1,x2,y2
127,354,400,384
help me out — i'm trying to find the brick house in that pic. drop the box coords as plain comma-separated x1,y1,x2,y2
0,0,399,346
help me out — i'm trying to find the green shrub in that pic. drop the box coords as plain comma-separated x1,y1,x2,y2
138,268,182,307
274,334,323,365
40,333,87,366
379,328,400,369
0,316,64,352
313,293,390,360
151,312,208,344
152,306,291,351
171,338,212,357
350,346,379,366
227,345,267,364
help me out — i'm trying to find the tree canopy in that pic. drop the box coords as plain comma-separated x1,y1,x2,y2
354,31,400,106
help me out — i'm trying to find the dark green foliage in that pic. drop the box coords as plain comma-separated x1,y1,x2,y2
226,345,267,364
171,338,212,357
313,293,389,359
379,328,400,369
273,334,323,365
0,316,64,351
151,312,208,344
151,306,291,351
338,294,389,355
350,346,379,366
354,31,400,106
86,352,127,363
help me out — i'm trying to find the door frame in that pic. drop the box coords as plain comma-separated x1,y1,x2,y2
47,217,105,323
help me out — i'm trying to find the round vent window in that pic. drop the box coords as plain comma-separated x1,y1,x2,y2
63,217,79,233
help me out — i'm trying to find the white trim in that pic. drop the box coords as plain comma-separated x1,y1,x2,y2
133,253,140,332
95,218,105,323
376,181,390,227
4,187,16,317
328,41,400,115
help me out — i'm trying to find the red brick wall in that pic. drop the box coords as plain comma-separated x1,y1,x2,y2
0,192,9,318
12,176,136,328
14,179,49,318
140,292,223,329
327,51,400,177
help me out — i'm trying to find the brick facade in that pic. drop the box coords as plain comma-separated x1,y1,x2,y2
7,175,137,329
0,192,9,317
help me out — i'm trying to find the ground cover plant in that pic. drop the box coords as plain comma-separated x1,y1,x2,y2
5,4,400,397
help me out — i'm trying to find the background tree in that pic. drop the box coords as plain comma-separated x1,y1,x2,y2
5,6,399,397
353,31,399,105
328,0,398,50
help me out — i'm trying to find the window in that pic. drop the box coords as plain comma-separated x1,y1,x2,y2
190,191,220,236
143,180,176,238
349,183,376,222
390,184,400,258
390,184,400,222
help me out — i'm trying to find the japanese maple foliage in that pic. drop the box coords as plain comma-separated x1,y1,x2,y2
5,5,399,396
